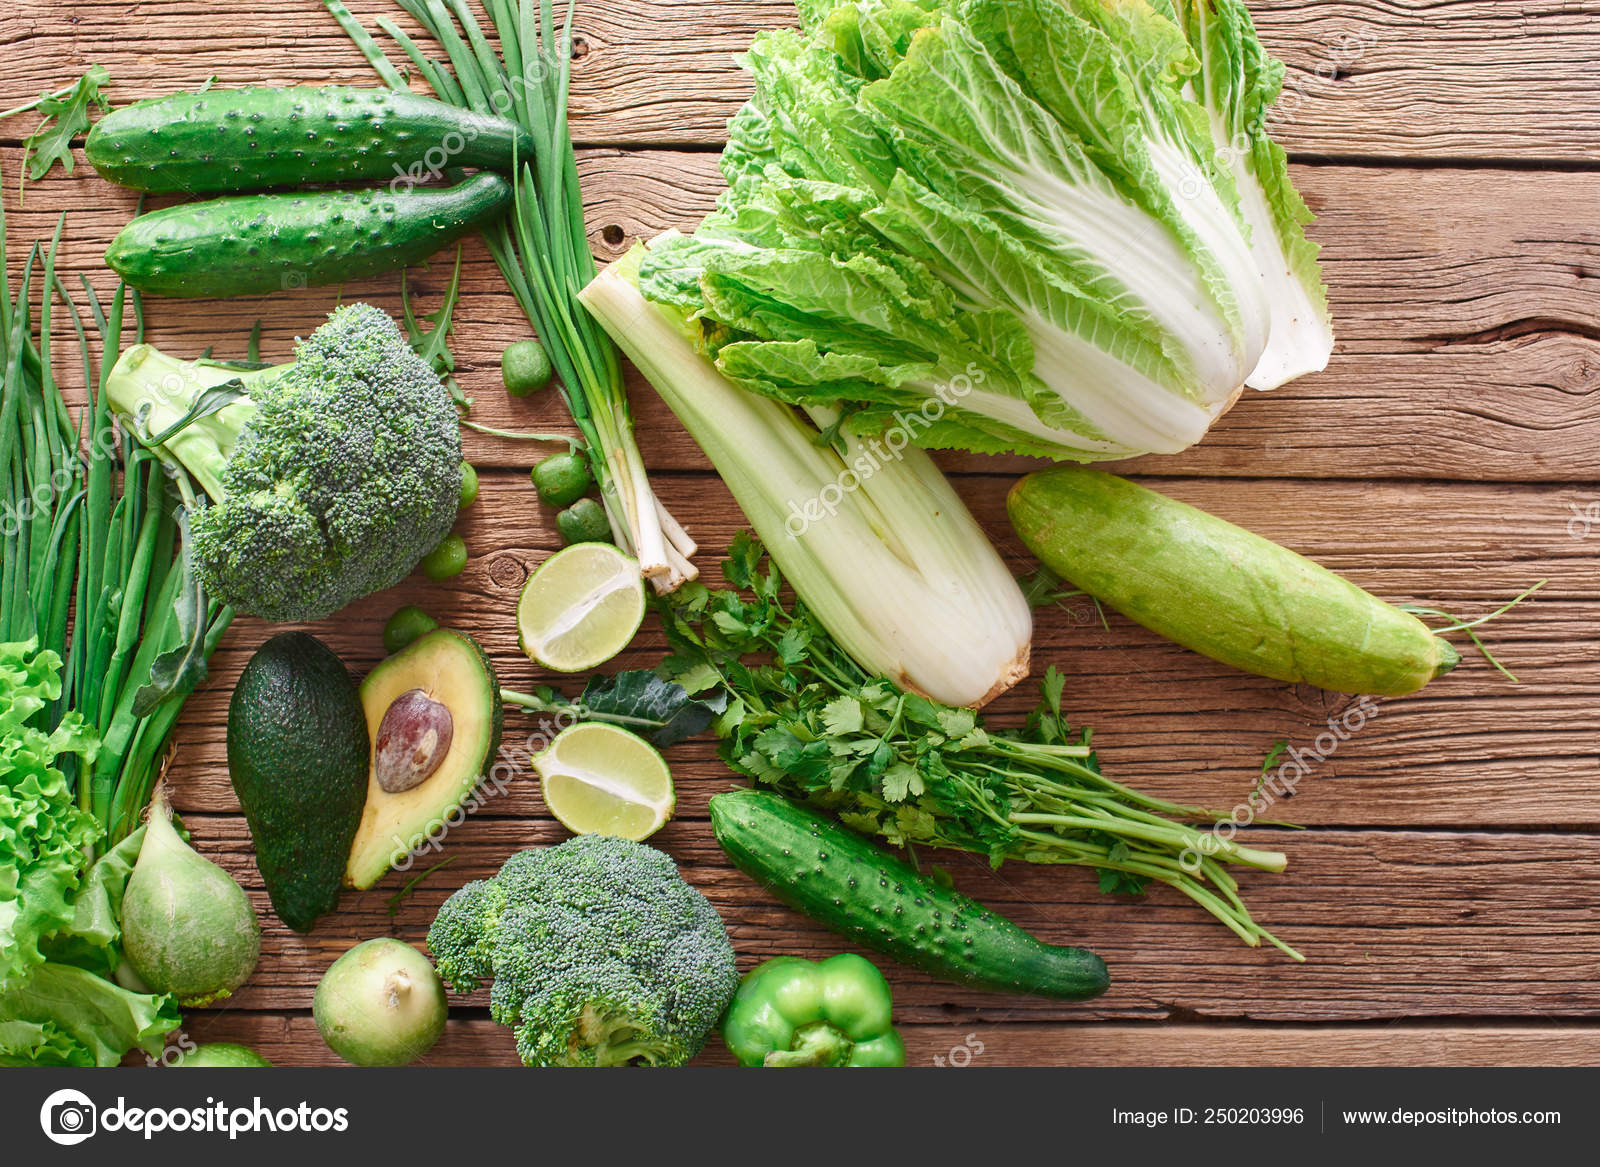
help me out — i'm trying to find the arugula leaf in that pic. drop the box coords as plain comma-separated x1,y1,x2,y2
137,379,248,445
1261,738,1289,775
577,671,726,748
2,66,111,195
502,671,725,749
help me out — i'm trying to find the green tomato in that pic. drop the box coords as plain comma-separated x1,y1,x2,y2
420,534,468,580
556,498,612,546
383,606,438,655
502,339,553,397
457,462,479,509
532,451,592,507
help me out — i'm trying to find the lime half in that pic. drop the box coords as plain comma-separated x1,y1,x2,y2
517,543,645,672
534,722,675,840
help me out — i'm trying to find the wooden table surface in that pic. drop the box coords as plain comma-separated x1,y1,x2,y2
4,0,1597,1067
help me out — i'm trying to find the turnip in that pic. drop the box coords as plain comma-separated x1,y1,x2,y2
121,787,262,1006
313,938,447,1066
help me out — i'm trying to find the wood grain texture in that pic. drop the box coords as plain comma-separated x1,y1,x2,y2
171,814,1600,1023
165,1013,1600,1067
6,148,1599,482
2,0,1597,1068
4,1,1600,161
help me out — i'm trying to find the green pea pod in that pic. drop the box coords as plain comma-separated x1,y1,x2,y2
722,954,905,1068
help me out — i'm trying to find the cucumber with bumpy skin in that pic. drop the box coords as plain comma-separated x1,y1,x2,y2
87,86,534,194
709,789,1110,1000
106,172,511,298
1007,467,1459,696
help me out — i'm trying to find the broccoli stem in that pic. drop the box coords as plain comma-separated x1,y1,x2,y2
104,345,283,502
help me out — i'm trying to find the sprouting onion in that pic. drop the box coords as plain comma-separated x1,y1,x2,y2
323,0,697,590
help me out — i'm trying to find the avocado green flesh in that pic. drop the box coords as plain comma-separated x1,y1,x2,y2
227,632,370,933
345,630,502,890
1007,468,1449,697
105,173,511,299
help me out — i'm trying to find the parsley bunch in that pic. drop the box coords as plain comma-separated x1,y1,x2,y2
658,534,1300,959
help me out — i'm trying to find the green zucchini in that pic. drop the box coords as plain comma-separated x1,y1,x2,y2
709,789,1110,1000
87,86,534,194
1007,467,1458,697
105,172,511,298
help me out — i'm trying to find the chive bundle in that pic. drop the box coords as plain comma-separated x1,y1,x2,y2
0,185,232,852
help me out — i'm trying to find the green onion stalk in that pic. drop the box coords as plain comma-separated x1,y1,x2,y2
0,182,233,854
325,0,696,589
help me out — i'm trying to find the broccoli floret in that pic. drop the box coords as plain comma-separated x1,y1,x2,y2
426,835,738,1067
425,877,508,993
105,303,462,622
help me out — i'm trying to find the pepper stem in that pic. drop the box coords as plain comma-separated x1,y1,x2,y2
763,1022,856,1068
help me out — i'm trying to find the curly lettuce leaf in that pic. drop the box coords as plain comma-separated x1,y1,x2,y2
0,640,101,990
39,826,146,979
0,961,179,1067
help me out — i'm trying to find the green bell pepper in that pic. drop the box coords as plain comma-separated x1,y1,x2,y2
721,954,906,1067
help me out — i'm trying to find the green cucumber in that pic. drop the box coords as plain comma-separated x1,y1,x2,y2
1007,467,1458,697
709,789,1110,1000
87,86,534,194
106,172,511,299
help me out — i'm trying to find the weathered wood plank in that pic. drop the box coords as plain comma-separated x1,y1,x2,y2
159,471,1599,829
6,148,1598,482
3,1,1599,161
167,1013,1600,1067
171,815,1600,1023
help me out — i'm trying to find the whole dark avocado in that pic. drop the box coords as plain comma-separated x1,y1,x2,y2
227,632,369,932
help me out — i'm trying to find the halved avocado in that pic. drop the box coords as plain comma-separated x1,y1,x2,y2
344,629,503,890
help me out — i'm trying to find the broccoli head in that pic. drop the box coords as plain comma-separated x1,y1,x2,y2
105,302,462,622
426,835,738,1067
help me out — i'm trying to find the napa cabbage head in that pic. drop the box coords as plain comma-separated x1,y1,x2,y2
638,0,1319,461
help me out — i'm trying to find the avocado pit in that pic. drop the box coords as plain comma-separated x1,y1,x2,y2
374,688,454,793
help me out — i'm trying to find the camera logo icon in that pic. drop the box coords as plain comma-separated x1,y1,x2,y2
39,1089,97,1146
